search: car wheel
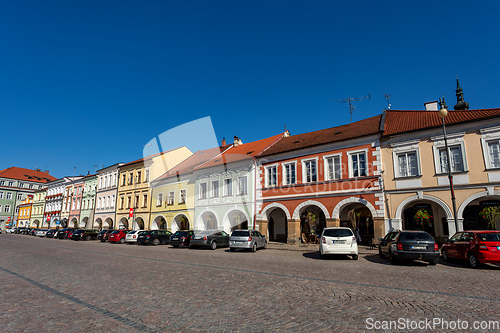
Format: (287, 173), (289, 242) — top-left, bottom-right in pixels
(210, 241), (217, 250)
(441, 249), (449, 262)
(100, 239), (106, 242)
(427, 259), (438, 266)
(469, 253), (481, 268)
(85, 236), (91, 241)
(251, 243), (257, 252)
(352, 254), (359, 260)
(389, 250), (399, 265)
(263, 241), (267, 249)
(152, 238), (160, 246)
(230, 248), (236, 252)
(172, 245), (179, 248)
(119, 238), (125, 244)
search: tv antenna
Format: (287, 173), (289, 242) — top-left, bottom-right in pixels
(384, 93), (391, 110)
(331, 94), (370, 123)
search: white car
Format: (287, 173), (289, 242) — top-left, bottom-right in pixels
(6, 228), (15, 233)
(125, 230), (145, 244)
(319, 227), (358, 260)
(35, 229), (48, 237)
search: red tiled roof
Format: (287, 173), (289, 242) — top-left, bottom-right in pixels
(153, 145), (232, 182)
(195, 133), (286, 170)
(258, 115), (382, 157)
(0, 167), (57, 183)
(383, 108), (500, 136)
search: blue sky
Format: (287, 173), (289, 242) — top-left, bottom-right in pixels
(1, 1), (499, 178)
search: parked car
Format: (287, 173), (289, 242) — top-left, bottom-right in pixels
(379, 230), (440, 265)
(108, 229), (131, 244)
(71, 229), (100, 241)
(229, 229), (267, 252)
(6, 228), (15, 233)
(46, 229), (58, 238)
(441, 230), (500, 268)
(169, 230), (194, 248)
(56, 228), (79, 239)
(125, 230), (145, 244)
(319, 227), (358, 260)
(190, 230), (230, 250)
(98, 229), (114, 242)
(14, 227), (23, 234)
(137, 230), (172, 245)
(35, 229), (48, 237)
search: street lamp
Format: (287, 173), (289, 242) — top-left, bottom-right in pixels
(438, 101), (460, 234)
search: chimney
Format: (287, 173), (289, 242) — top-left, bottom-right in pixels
(233, 136), (243, 146)
(424, 101), (439, 111)
(221, 137), (226, 147)
(44, 170), (49, 174)
(35, 168), (41, 172)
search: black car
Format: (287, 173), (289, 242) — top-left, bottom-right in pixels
(56, 228), (79, 239)
(98, 229), (114, 242)
(169, 230), (194, 248)
(71, 229), (99, 241)
(46, 229), (58, 238)
(137, 230), (172, 245)
(379, 230), (440, 265)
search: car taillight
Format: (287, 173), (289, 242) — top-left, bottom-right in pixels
(352, 236), (356, 243)
(322, 237), (326, 244)
(397, 242), (403, 250)
(434, 243), (439, 251)
(478, 244), (489, 251)
(248, 237), (252, 241)
(133, 235), (136, 239)
(181, 237), (186, 240)
(203, 236), (207, 241)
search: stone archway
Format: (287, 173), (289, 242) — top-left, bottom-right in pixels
(338, 202), (373, 245)
(266, 207), (288, 243)
(71, 217), (78, 228)
(151, 215), (166, 230)
(223, 209), (250, 234)
(80, 217), (89, 229)
(134, 217), (145, 230)
(118, 217), (128, 229)
(33, 219), (40, 228)
(458, 191), (500, 231)
(105, 217), (114, 229)
(198, 211), (218, 231)
(296, 204), (327, 243)
(172, 214), (189, 233)
(95, 218), (103, 230)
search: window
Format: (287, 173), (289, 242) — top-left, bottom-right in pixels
(211, 180), (219, 197)
(168, 192), (174, 205)
(179, 190), (186, 204)
(29, 184), (33, 189)
(0, 205), (2, 212)
(157, 193), (163, 206)
(76, 200), (80, 210)
(397, 152), (418, 177)
(238, 176), (247, 195)
(127, 197), (131, 208)
(324, 155), (341, 180)
(111, 195), (115, 208)
(438, 146), (465, 173)
(0, 181), (4, 185)
(283, 162), (296, 185)
(199, 183), (207, 199)
(302, 159), (317, 183)
(143, 194), (147, 207)
(120, 197), (124, 209)
(97, 198), (101, 209)
(224, 178), (233, 196)
(0, 192), (3, 199)
(19, 183), (24, 188)
(137, 171), (141, 183)
(486, 140), (500, 169)
(129, 173), (134, 185)
(348, 151), (367, 177)
(17, 193), (22, 200)
(135, 195), (139, 208)
(122, 175), (126, 186)
(266, 165), (277, 187)
(145, 170), (149, 182)
(8, 181), (13, 186)
(106, 196), (110, 208)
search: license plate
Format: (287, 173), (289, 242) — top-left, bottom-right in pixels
(411, 246), (426, 250)
(172, 238), (178, 241)
(332, 240), (345, 244)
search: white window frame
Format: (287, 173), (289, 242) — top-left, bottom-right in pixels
(6, 192), (12, 200)
(281, 161), (297, 185)
(480, 126), (500, 170)
(211, 180), (219, 198)
(4, 204), (10, 213)
(199, 183), (207, 199)
(391, 140), (421, 178)
(347, 149), (368, 178)
(431, 132), (467, 174)
(179, 189), (186, 204)
(157, 193), (163, 206)
(17, 193), (22, 200)
(301, 157), (318, 183)
(0, 192), (3, 199)
(168, 191), (175, 205)
(323, 153), (342, 181)
(224, 178), (233, 196)
(265, 164), (278, 187)
(238, 176), (248, 195)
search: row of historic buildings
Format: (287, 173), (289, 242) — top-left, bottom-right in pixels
(3, 85), (500, 244)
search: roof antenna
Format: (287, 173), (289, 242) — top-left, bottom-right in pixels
(94, 165), (98, 173)
(384, 93), (391, 110)
(331, 94), (370, 123)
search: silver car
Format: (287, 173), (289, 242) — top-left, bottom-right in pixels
(190, 230), (230, 250)
(229, 229), (267, 252)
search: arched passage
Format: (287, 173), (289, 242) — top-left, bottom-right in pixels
(105, 218), (114, 229)
(95, 218), (103, 230)
(151, 215), (166, 230)
(198, 211), (218, 231)
(118, 217), (128, 229)
(172, 214), (190, 233)
(223, 209), (250, 233)
(458, 191), (500, 231)
(70, 217), (78, 228)
(134, 217), (145, 230)
(80, 217), (89, 229)
(295, 203), (326, 244)
(266, 207), (288, 243)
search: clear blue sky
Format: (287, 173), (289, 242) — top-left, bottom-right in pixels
(1, 0), (499, 178)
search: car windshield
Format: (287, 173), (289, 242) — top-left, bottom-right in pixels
(111, 230), (120, 234)
(400, 232), (434, 242)
(478, 233), (500, 242)
(231, 230), (250, 237)
(195, 230), (217, 237)
(172, 231), (188, 237)
(323, 229), (353, 237)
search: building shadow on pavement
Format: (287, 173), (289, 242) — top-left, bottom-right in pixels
(302, 252), (356, 261)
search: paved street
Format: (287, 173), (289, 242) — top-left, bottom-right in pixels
(0, 234), (499, 332)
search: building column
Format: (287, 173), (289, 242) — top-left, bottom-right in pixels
(325, 218), (340, 228)
(287, 218), (301, 244)
(255, 219), (268, 239)
(373, 217), (385, 242)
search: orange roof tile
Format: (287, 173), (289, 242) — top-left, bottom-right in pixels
(0, 167), (57, 183)
(195, 133), (285, 170)
(258, 115), (382, 157)
(383, 108), (500, 136)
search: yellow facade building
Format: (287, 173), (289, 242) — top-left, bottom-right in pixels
(17, 195), (33, 228)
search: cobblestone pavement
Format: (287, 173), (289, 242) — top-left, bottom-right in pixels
(0, 234), (499, 332)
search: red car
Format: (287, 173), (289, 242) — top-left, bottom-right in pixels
(108, 230), (131, 244)
(441, 230), (500, 268)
